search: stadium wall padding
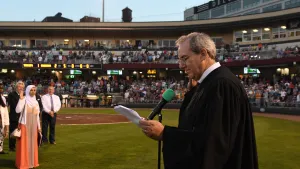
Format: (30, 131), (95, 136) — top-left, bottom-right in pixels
(119, 103), (300, 115)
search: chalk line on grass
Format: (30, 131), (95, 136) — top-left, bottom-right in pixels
(60, 122), (131, 126)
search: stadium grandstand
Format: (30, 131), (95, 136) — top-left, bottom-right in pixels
(184, 0), (300, 20)
(0, 6), (300, 110)
(1, 1), (300, 169)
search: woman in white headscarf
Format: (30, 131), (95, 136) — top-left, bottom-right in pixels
(15, 85), (41, 169)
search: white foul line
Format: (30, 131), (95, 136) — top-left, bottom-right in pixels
(59, 122), (131, 126)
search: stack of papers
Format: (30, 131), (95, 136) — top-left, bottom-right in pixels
(114, 105), (143, 127)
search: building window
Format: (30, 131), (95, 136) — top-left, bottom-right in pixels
(234, 31), (243, 42)
(211, 37), (223, 47)
(52, 40), (70, 48)
(118, 40), (132, 48)
(252, 29), (262, 41)
(262, 28), (271, 40)
(9, 40), (27, 48)
(0, 40), (4, 47)
(272, 27), (279, 39)
(158, 40), (176, 48)
(234, 26), (297, 42)
(243, 0), (260, 9)
(158, 40), (162, 47)
(243, 9), (260, 15)
(89, 40), (111, 48)
(226, 0), (241, 14)
(296, 30), (300, 36)
(163, 40), (169, 47)
(35, 40), (48, 47)
(211, 6), (225, 18)
(263, 0), (273, 3)
(272, 26), (287, 39)
(288, 30), (295, 37)
(263, 3), (282, 13)
(198, 10), (210, 20)
(95, 40), (112, 48)
(170, 40), (176, 47)
(185, 16), (194, 21)
(279, 27), (287, 38)
(285, 0), (300, 9)
(243, 30), (252, 42)
(141, 40), (149, 47)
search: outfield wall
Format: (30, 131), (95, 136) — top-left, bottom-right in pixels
(120, 103), (300, 115)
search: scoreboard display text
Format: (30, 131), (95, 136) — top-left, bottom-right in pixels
(22, 64), (102, 69)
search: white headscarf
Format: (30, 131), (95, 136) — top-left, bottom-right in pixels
(25, 85), (38, 108)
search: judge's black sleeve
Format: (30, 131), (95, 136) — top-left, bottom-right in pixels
(162, 78), (258, 169)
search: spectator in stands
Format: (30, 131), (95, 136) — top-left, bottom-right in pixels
(297, 92), (300, 108)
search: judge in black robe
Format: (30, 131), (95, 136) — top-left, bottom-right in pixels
(139, 32), (259, 169)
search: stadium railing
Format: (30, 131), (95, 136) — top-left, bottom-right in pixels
(61, 97), (300, 110)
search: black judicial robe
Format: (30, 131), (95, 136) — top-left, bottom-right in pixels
(178, 85), (197, 127)
(162, 66), (259, 169)
(8, 91), (20, 122)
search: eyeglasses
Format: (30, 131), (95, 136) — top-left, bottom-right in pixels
(177, 57), (189, 65)
(178, 49), (209, 66)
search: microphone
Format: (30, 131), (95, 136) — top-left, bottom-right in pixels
(147, 89), (175, 120)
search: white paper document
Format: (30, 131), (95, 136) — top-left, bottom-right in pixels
(114, 105), (142, 127)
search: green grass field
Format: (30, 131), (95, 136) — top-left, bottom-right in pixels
(1, 108), (300, 169)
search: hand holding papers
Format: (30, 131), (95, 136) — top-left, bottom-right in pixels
(114, 105), (142, 127)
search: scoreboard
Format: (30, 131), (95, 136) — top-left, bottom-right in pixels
(22, 63), (102, 69)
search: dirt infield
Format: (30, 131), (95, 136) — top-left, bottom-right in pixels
(56, 112), (300, 125)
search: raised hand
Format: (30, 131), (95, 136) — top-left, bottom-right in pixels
(19, 90), (24, 99)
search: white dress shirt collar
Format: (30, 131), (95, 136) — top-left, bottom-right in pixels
(198, 62), (221, 84)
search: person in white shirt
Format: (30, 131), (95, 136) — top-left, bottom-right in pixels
(297, 92), (300, 108)
(38, 56), (43, 63)
(0, 83), (9, 154)
(41, 86), (61, 144)
(280, 90), (287, 102)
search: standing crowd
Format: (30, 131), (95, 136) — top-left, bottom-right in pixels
(0, 81), (61, 169)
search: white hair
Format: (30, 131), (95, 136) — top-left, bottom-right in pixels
(15, 81), (24, 89)
(176, 32), (216, 59)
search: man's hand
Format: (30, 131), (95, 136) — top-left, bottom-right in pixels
(139, 118), (164, 141)
(49, 111), (54, 117)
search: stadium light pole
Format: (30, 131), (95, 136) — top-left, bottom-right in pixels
(102, 0), (105, 22)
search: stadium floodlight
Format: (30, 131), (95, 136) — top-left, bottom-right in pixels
(102, 0), (105, 22)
